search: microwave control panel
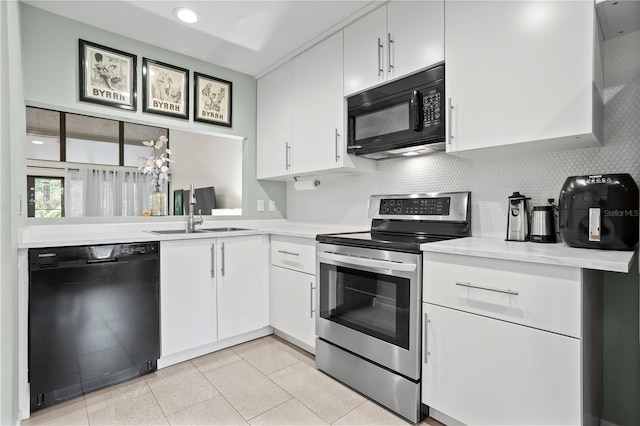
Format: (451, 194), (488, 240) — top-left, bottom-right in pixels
(423, 89), (442, 129)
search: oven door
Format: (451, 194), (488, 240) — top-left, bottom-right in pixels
(316, 243), (422, 380)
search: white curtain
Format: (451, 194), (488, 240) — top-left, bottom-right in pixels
(65, 168), (166, 217)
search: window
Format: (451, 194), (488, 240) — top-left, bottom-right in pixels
(65, 113), (120, 165)
(26, 108), (61, 161)
(27, 176), (64, 218)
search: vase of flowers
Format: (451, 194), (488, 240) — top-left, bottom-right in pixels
(137, 135), (172, 216)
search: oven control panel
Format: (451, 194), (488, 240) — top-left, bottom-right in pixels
(369, 192), (470, 222)
(379, 197), (450, 216)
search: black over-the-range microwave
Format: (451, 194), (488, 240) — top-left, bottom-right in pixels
(347, 64), (445, 159)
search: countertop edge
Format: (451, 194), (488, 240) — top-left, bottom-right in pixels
(421, 237), (636, 273)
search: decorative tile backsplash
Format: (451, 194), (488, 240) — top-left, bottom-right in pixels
(287, 32), (640, 238)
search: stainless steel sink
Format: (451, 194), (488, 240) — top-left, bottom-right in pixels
(147, 227), (251, 235)
(199, 227), (251, 232)
(147, 229), (210, 235)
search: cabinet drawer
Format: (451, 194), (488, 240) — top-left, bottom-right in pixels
(423, 252), (582, 337)
(270, 236), (316, 274)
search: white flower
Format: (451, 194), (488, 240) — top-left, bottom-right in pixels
(135, 136), (172, 187)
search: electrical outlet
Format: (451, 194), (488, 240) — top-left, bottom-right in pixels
(268, 200), (275, 211)
(257, 199), (265, 212)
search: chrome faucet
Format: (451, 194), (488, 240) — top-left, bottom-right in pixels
(187, 182), (203, 233)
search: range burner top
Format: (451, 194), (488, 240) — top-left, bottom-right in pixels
(316, 192), (471, 253)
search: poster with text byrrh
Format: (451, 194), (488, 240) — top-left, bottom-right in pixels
(80, 40), (136, 111)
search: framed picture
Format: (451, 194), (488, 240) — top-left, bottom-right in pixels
(79, 40), (137, 111)
(194, 72), (232, 127)
(142, 58), (189, 119)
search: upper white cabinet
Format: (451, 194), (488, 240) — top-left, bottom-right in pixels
(257, 32), (374, 181)
(344, 1), (444, 96)
(292, 32), (345, 175)
(257, 62), (292, 179)
(445, 0), (604, 158)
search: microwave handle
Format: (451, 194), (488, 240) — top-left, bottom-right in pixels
(411, 90), (422, 131)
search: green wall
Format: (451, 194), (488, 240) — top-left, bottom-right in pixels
(19, 3), (286, 223)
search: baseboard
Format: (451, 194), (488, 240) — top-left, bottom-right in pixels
(272, 329), (315, 355)
(158, 326), (273, 368)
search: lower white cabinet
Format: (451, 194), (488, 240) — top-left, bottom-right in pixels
(422, 252), (602, 426)
(270, 265), (316, 350)
(422, 303), (581, 425)
(161, 238), (218, 357)
(269, 235), (317, 353)
(160, 235), (268, 360)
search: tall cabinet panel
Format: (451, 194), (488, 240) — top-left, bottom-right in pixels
(445, 0), (603, 157)
(257, 62), (293, 179)
(292, 32), (344, 175)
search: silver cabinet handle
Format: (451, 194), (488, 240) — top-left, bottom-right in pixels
(455, 282), (519, 296)
(447, 98), (454, 145)
(277, 250), (299, 256)
(221, 242), (225, 277)
(210, 244), (215, 278)
(424, 312), (430, 364)
(285, 142), (291, 170)
(387, 33), (394, 74)
(309, 282), (315, 318)
(377, 37), (383, 77)
(335, 128), (341, 162)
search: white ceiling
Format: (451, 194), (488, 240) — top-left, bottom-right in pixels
(21, 0), (383, 77)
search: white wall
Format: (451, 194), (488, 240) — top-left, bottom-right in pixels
(286, 33), (640, 238)
(1, 1), (26, 424)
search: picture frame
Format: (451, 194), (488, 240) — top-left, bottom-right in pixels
(79, 39), (137, 111)
(142, 58), (189, 120)
(194, 72), (232, 127)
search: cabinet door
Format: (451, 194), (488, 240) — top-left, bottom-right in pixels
(217, 236), (268, 340)
(270, 265), (316, 349)
(445, 1), (596, 153)
(386, 0), (444, 80)
(344, 5), (387, 95)
(257, 62), (293, 179)
(293, 32), (344, 175)
(422, 303), (581, 425)
(160, 239), (217, 357)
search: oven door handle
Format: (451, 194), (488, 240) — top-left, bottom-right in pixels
(318, 252), (417, 272)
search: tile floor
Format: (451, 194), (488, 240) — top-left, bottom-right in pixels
(23, 335), (443, 426)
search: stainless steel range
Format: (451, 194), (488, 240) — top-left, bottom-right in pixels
(315, 192), (471, 423)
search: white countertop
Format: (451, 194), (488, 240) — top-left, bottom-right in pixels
(421, 237), (637, 273)
(17, 220), (360, 248)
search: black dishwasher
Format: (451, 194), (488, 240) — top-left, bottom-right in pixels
(28, 242), (160, 411)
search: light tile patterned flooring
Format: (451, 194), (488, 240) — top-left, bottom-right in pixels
(23, 335), (442, 426)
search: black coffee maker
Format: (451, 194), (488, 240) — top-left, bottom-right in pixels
(558, 173), (639, 250)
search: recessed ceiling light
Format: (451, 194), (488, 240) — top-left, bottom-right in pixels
(173, 7), (200, 24)
(32, 140), (44, 145)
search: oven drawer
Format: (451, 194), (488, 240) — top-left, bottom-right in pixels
(423, 252), (582, 338)
(270, 235), (316, 275)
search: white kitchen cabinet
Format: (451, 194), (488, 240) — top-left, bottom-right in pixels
(257, 33), (374, 181)
(292, 31), (345, 175)
(422, 252), (603, 426)
(257, 61), (292, 179)
(216, 235), (269, 340)
(269, 235), (317, 353)
(160, 235), (268, 360)
(423, 303), (582, 425)
(445, 0), (604, 158)
(160, 238), (218, 358)
(270, 266), (316, 350)
(343, 1), (444, 96)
